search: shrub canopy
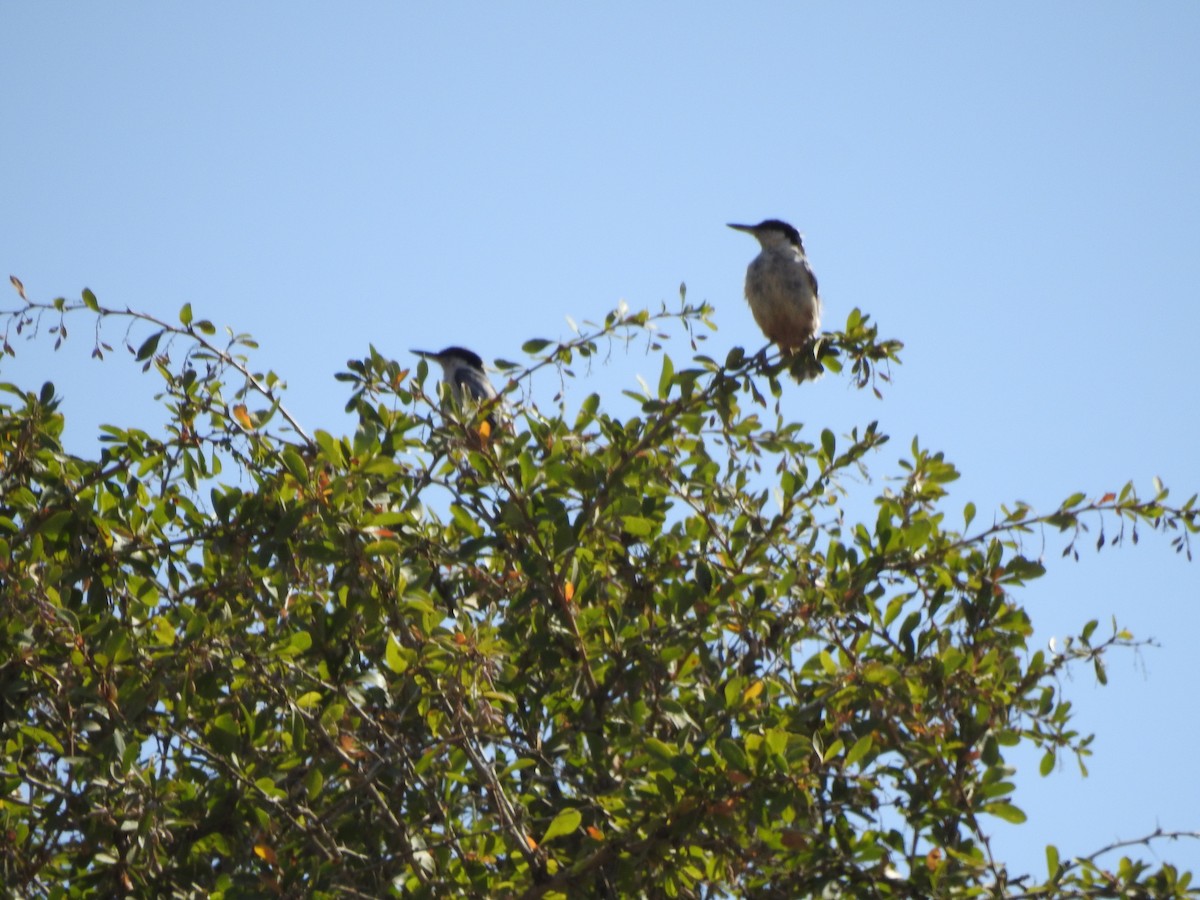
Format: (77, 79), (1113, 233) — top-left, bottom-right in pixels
(1, 282), (1197, 897)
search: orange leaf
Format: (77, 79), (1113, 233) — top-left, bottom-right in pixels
(708, 797), (736, 817)
(586, 826), (604, 841)
(232, 404), (254, 430)
(254, 844), (278, 865)
(1099, 492), (1116, 504)
(525, 834), (538, 851)
(564, 582), (575, 603)
(780, 829), (808, 851)
(925, 847), (943, 870)
(478, 420), (492, 441)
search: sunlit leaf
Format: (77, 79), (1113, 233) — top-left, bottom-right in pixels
(542, 808), (581, 843)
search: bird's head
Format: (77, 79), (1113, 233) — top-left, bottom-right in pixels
(728, 219), (804, 252)
(411, 346), (486, 371)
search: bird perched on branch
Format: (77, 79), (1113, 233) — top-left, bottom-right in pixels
(728, 219), (822, 352)
(411, 346), (501, 428)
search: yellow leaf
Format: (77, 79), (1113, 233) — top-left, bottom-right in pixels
(233, 404), (254, 430)
(742, 680), (764, 702)
(478, 419), (492, 441)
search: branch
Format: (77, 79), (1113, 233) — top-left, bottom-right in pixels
(3, 286), (314, 446)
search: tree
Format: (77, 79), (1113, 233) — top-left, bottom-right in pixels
(1, 277), (1197, 898)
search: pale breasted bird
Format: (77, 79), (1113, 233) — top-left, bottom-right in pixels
(727, 219), (822, 352)
(411, 346), (501, 426)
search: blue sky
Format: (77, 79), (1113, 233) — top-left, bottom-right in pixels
(4, 3), (1198, 880)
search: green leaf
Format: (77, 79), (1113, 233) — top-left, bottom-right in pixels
(821, 428), (836, 461)
(658, 354), (675, 398)
(818, 650), (837, 675)
(135, 330), (163, 361)
(765, 728), (788, 759)
(281, 448), (309, 483)
(255, 776), (286, 801)
(1046, 843), (1060, 877)
(152, 616), (177, 646)
(39, 510), (73, 539)
(984, 801), (1027, 824)
(305, 768), (324, 801)
(541, 807), (581, 843)
(845, 734), (874, 768)
(963, 501), (976, 529)
(179, 302), (193, 326)
(716, 738), (748, 771)
(82, 287), (99, 311)
(644, 738), (677, 764)
(522, 338), (553, 355)
(363, 539), (401, 557)
(1039, 750), (1055, 776)
(621, 516), (654, 537)
(286, 631), (311, 653)
(385, 634), (409, 674)
(19, 725), (64, 754)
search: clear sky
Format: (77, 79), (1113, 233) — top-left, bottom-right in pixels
(4, 3), (1198, 880)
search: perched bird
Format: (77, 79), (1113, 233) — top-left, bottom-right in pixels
(411, 346), (500, 425)
(728, 219), (822, 352)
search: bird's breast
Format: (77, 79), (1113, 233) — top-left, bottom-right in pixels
(744, 255), (821, 350)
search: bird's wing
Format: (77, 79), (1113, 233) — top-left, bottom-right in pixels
(805, 262), (819, 298)
(456, 368), (498, 403)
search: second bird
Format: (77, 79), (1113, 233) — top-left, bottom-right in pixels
(728, 219), (822, 352)
(411, 346), (498, 413)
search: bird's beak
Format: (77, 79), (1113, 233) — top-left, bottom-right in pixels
(410, 349), (435, 359)
(727, 223), (755, 233)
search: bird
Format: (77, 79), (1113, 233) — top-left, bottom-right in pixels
(411, 346), (502, 426)
(727, 219), (822, 352)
